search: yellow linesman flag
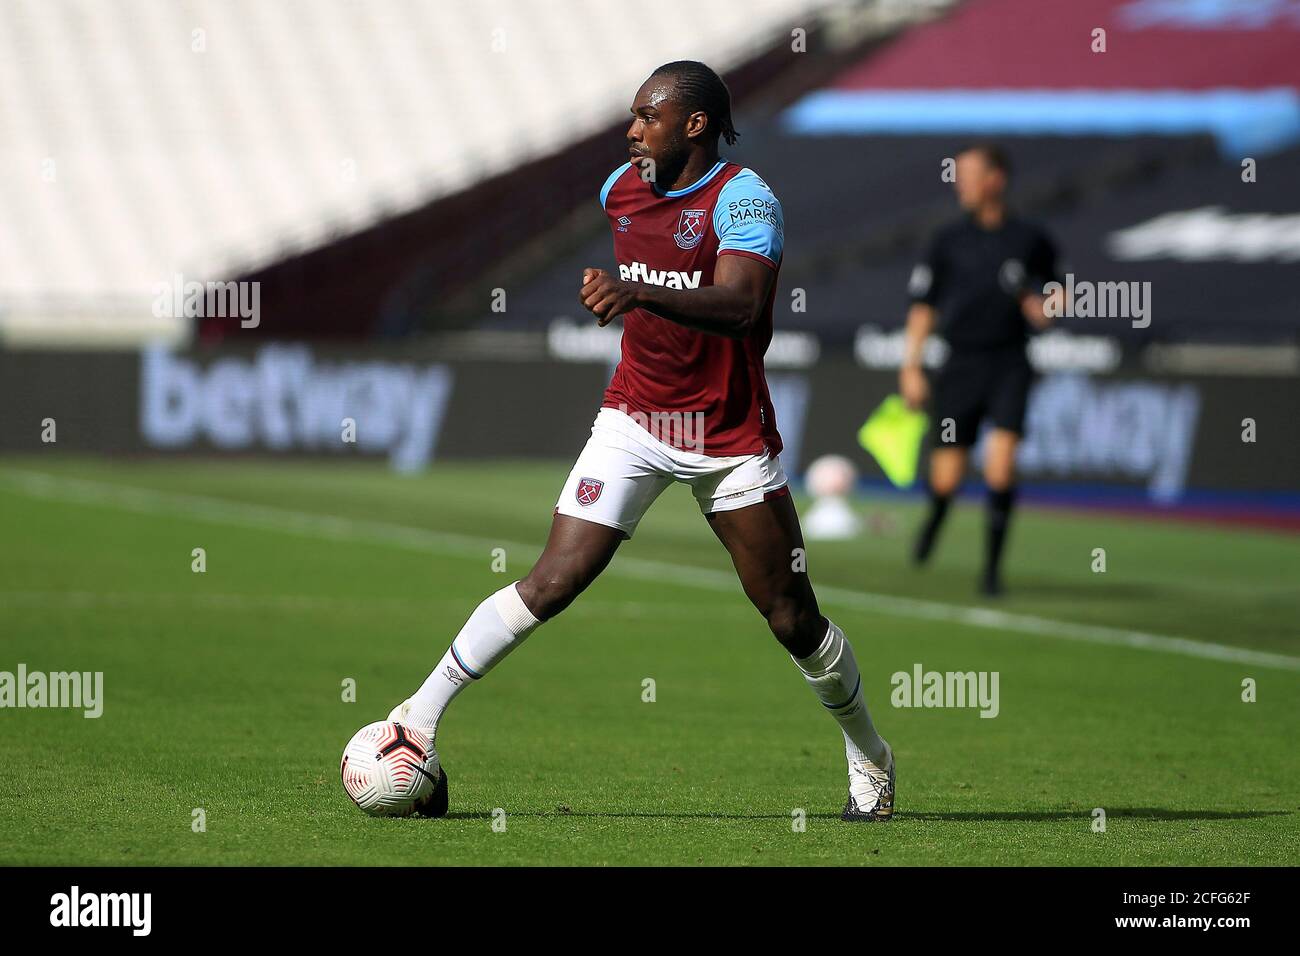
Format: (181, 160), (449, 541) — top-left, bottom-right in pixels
(857, 394), (928, 488)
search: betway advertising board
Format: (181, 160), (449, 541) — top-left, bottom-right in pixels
(0, 345), (1295, 505)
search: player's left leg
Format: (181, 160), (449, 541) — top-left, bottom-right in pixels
(981, 429), (1019, 596)
(705, 490), (894, 821)
(981, 355), (1033, 595)
(915, 355), (982, 565)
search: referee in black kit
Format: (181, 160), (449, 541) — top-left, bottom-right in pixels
(899, 143), (1064, 596)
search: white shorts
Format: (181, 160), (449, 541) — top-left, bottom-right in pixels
(554, 407), (788, 537)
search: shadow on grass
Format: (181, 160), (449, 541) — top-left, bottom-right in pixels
(438, 807), (1293, 823)
(440, 811), (844, 821)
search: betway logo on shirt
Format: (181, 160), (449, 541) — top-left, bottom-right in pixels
(619, 261), (702, 289)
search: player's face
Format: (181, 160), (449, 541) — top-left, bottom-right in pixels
(627, 78), (692, 181)
(954, 151), (1005, 210)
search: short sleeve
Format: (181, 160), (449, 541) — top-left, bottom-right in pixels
(713, 169), (784, 266)
(908, 232), (945, 305)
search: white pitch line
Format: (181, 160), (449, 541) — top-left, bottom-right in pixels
(3, 468), (1298, 673)
(0, 589), (436, 615)
(0, 589), (742, 622)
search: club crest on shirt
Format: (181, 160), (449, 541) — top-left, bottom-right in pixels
(575, 477), (604, 506)
(673, 208), (708, 250)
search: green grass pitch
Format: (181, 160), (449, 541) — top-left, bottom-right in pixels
(1, 455), (1296, 866)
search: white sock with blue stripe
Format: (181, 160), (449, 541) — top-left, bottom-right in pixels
(793, 620), (888, 767)
(404, 583), (541, 734)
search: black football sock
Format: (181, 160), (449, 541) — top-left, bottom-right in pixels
(913, 489), (952, 565)
(982, 486), (1017, 595)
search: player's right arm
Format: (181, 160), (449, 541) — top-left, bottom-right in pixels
(900, 303), (935, 410)
(900, 234), (944, 410)
(579, 254), (774, 339)
(579, 167), (782, 339)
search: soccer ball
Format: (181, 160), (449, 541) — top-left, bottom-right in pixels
(806, 454), (858, 498)
(340, 721), (442, 817)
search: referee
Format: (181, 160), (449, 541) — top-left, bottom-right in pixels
(899, 143), (1063, 596)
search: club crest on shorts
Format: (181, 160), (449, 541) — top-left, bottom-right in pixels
(673, 208), (707, 250)
(575, 477), (604, 506)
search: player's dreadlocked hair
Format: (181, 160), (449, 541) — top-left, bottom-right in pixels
(651, 60), (740, 146)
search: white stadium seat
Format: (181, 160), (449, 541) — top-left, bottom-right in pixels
(0, 0), (837, 346)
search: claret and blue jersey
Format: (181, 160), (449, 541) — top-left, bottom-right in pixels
(598, 159), (786, 458)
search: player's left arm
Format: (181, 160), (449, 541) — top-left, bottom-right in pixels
(1019, 229), (1065, 330)
(579, 170), (783, 339)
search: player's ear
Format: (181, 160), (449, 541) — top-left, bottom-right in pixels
(685, 110), (709, 141)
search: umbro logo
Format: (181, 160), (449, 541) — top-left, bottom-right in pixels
(617, 215), (631, 233)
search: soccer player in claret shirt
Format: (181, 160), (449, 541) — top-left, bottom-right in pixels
(389, 61), (894, 822)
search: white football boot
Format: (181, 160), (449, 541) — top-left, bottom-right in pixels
(384, 699), (448, 817)
(842, 741), (895, 822)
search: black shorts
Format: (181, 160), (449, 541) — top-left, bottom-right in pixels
(931, 348), (1034, 448)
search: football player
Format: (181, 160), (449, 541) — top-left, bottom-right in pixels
(391, 62), (893, 821)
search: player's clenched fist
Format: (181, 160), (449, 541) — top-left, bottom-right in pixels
(580, 268), (637, 326)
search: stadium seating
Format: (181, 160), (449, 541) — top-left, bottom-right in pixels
(0, 0), (846, 345)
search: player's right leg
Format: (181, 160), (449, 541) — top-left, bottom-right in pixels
(386, 514), (621, 818)
(390, 408), (670, 738)
(390, 514), (624, 731)
(914, 445), (967, 564)
(913, 358), (978, 565)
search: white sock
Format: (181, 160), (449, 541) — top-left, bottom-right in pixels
(792, 620), (889, 767)
(405, 582), (541, 733)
